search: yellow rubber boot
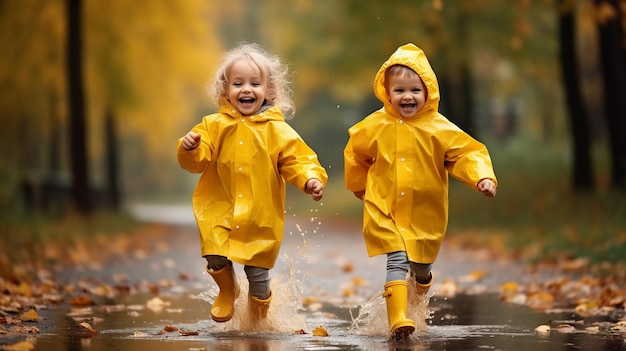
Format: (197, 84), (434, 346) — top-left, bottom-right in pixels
(207, 264), (240, 322)
(382, 280), (415, 340)
(249, 291), (272, 319)
(415, 273), (433, 296)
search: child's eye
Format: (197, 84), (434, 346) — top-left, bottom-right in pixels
(233, 82), (242, 87)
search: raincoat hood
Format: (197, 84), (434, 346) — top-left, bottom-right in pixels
(373, 43), (440, 118)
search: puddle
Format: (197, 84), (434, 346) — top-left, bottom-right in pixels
(32, 288), (626, 351)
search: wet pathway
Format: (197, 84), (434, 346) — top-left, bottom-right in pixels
(27, 205), (626, 350)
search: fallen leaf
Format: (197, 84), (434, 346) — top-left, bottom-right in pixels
(19, 309), (39, 322)
(68, 296), (95, 306)
(534, 325), (550, 333)
(146, 297), (170, 312)
(162, 325), (179, 333)
(79, 322), (97, 334)
(179, 330), (199, 336)
(294, 329), (307, 334)
(554, 324), (576, 333)
(526, 292), (554, 310)
(499, 281), (519, 293)
(342, 262), (354, 273)
(1, 341), (35, 350)
(312, 325), (329, 337)
(351, 277), (368, 287)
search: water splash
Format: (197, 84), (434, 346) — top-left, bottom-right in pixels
(350, 279), (433, 338)
(195, 269), (306, 333)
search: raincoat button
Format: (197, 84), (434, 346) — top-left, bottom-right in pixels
(238, 167), (243, 172)
(239, 141), (243, 145)
(400, 228), (405, 232)
(400, 157), (405, 162)
(238, 194), (243, 198)
(232, 110), (236, 114)
(399, 120), (404, 124)
(400, 192), (405, 196)
(235, 225), (240, 229)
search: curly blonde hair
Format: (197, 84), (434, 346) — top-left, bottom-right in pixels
(209, 43), (295, 119)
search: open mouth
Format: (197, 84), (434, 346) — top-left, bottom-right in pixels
(239, 97), (256, 108)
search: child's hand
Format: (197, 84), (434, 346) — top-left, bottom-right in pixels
(305, 178), (324, 201)
(477, 178), (496, 197)
(182, 132), (201, 151)
(353, 190), (365, 200)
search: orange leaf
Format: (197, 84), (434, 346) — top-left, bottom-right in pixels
(68, 296), (96, 306)
(19, 309), (39, 322)
(312, 325), (329, 337)
(1, 341), (35, 350)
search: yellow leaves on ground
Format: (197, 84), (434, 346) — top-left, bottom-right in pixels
(500, 270), (626, 317)
(156, 325), (199, 336)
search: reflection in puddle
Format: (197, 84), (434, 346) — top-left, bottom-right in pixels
(34, 289), (624, 351)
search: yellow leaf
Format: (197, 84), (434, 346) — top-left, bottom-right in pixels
(534, 324), (550, 333)
(1, 341), (35, 350)
(17, 282), (32, 297)
(499, 281), (518, 293)
(19, 309), (39, 322)
(312, 325), (329, 337)
(342, 289), (355, 297)
(350, 277), (368, 287)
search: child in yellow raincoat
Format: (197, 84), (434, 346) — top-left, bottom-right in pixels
(178, 43), (328, 323)
(344, 43), (497, 340)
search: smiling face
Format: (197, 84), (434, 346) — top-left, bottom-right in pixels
(227, 59), (267, 115)
(386, 66), (427, 118)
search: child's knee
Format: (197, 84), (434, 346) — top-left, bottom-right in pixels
(205, 255), (229, 271)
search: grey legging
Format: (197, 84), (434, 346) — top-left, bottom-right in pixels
(205, 255), (270, 299)
(386, 251), (432, 283)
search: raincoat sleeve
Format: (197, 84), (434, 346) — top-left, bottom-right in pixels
(441, 125), (497, 191)
(343, 131), (370, 193)
(177, 118), (216, 174)
(276, 125), (328, 191)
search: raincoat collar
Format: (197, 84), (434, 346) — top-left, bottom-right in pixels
(218, 100), (285, 122)
(373, 43), (440, 119)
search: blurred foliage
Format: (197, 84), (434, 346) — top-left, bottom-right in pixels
(1, 0), (622, 263)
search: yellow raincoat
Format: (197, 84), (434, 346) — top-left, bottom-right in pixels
(344, 43), (497, 264)
(178, 103), (328, 269)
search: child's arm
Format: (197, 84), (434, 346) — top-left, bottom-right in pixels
(305, 178), (324, 201)
(477, 178), (497, 197)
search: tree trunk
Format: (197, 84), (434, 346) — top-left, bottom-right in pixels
(558, 1), (594, 191)
(105, 108), (121, 211)
(594, 0), (626, 189)
(66, 0), (91, 213)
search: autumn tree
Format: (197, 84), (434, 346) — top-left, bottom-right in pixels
(593, 0), (626, 189)
(558, 0), (594, 191)
(66, 0), (91, 213)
